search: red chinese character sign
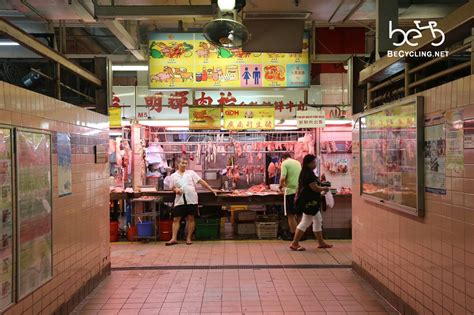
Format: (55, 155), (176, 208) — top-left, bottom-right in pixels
(223, 107), (275, 131)
(136, 87), (191, 119)
(113, 87), (320, 122)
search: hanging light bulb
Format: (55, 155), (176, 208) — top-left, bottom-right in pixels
(218, 0), (236, 12)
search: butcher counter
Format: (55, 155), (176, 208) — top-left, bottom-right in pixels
(110, 190), (284, 206)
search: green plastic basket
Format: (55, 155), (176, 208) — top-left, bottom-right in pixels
(195, 218), (220, 240)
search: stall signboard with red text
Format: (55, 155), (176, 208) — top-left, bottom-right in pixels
(194, 90), (305, 120)
(111, 86), (350, 123)
(223, 107), (275, 130)
(136, 87), (191, 119)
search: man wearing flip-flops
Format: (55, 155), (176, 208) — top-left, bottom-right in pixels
(166, 156), (217, 246)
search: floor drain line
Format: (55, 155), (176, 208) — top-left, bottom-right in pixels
(112, 264), (352, 271)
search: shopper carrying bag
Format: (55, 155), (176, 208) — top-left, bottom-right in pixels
(290, 154), (333, 251)
(323, 190), (335, 209)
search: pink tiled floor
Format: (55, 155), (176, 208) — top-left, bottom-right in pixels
(72, 240), (397, 314)
(72, 268), (395, 315)
(111, 240), (352, 268)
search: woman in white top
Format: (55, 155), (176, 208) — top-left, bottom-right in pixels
(166, 157), (216, 246)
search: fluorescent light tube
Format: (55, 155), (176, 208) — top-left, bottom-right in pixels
(139, 120), (190, 127)
(325, 119), (352, 125)
(0, 41), (20, 46)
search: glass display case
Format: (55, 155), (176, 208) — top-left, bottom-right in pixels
(359, 97), (424, 216)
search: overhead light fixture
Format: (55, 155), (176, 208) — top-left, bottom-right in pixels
(218, 0), (236, 11)
(112, 65), (148, 71)
(277, 119), (297, 126)
(0, 40), (20, 46)
(166, 127), (190, 131)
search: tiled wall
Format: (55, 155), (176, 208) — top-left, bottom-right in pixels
(321, 195), (352, 238)
(320, 73), (348, 105)
(352, 75), (474, 314)
(0, 81), (110, 314)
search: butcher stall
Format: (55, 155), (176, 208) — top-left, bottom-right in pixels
(109, 125), (353, 241)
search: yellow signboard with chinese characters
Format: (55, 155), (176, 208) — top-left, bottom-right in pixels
(149, 33), (310, 89)
(109, 107), (121, 128)
(189, 107), (222, 130)
(223, 107), (275, 130)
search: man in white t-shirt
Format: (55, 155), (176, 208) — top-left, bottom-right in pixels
(166, 157), (216, 246)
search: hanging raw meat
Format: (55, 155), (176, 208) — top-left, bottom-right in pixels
(306, 134), (315, 155)
(236, 142), (243, 157)
(295, 142), (304, 159)
(206, 144), (211, 163)
(196, 144), (202, 165)
(182, 144), (187, 155)
(268, 162), (276, 178)
(256, 143), (263, 160)
(344, 141), (352, 153)
(245, 166), (250, 185)
(232, 166), (241, 183)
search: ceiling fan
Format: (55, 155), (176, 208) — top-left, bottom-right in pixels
(203, 0), (249, 49)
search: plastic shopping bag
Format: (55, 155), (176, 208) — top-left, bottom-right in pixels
(325, 191), (335, 209)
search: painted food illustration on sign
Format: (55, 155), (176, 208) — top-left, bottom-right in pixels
(193, 109), (215, 121)
(195, 66), (239, 84)
(195, 41), (262, 59)
(196, 42), (215, 58)
(149, 41), (193, 59)
(150, 66), (194, 83)
(149, 33), (308, 88)
(264, 65), (286, 82)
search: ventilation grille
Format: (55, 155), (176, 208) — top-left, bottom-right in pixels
(243, 12), (311, 20)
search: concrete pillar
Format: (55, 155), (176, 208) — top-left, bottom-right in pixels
(376, 0), (398, 60)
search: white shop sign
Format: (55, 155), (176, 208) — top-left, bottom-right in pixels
(296, 109), (326, 128)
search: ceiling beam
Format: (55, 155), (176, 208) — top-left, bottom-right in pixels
(312, 54), (370, 63)
(342, 0), (365, 22)
(94, 4), (216, 19)
(65, 54), (138, 63)
(0, 17), (102, 86)
(69, 0), (96, 23)
(101, 19), (146, 61)
(328, 0), (345, 23)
